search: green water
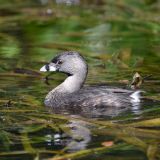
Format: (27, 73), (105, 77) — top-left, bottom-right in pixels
(0, 0), (160, 159)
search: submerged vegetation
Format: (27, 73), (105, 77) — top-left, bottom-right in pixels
(0, 0), (160, 159)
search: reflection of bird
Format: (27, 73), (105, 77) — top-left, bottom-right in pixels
(64, 120), (91, 151)
(55, 0), (80, 5)
(40, 51), (141, 117)
(45, 120), (91, 151)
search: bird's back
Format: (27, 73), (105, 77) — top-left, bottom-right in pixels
(52, 86), (137, 108)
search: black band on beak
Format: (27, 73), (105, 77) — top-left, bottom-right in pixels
(45, 63), (50, 71)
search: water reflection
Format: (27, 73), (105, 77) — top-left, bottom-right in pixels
(0, 0), (160, 159)
(40, 0), (80, 5)
(55, 0), (80, 5)
(44, 119), (91, 151)
(47, 101), (141, 119)
(66, 120), (91, 151)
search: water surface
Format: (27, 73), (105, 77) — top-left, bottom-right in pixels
(0, 0), (160, 159)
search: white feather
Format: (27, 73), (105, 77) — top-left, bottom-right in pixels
(49, 66), (57, 71)
(40, 65), (47, 72)
(130, 90), (142, 103)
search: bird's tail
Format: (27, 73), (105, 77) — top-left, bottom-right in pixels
(130, 90), (144, 103)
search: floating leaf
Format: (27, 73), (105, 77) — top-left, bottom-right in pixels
(131, 72), (143, 89)
(101, 141), (114, 147)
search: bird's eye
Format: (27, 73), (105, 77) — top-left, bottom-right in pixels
(57, 60), (62, 65)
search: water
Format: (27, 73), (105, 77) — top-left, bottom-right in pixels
(0, 0), (160, 159)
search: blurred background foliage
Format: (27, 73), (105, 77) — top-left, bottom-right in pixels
(0, 0), (160, 160)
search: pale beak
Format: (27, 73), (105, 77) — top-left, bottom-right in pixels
(40, 64), (57, 72)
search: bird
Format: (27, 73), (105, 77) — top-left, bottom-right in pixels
(40, 51), (142, 117)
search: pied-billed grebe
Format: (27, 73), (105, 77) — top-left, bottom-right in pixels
(40, 51), (141, 108)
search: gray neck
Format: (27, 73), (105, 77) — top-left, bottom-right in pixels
(59, 74), (86, 92)
(45, 72), (87, 107)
